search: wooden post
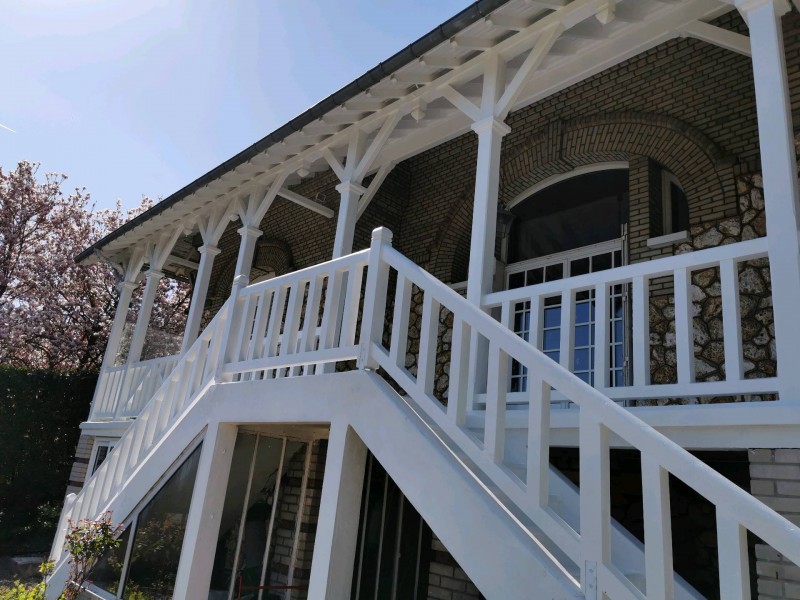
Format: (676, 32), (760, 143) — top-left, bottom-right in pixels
(332, 181), (366, 259)
(181, 244), (221, 353)
(738, 0), (800, 401)
(126, 268), (163, 364)
(306, 420), (368, 598)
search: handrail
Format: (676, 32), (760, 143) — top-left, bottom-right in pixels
(360, 228), (799, 599)
(50, 298), (233, 563)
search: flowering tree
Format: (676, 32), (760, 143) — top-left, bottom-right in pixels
(0, 161), (190, 371)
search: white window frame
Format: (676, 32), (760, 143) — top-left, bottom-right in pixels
(661, 169), (686, 235)
(85, 438), (118, 483)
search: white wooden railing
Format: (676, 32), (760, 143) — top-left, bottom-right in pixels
(51, 301), (231, 562)
(358, 228), (799, 599)
(58, 229), (799, 599)
(89, 354), (180, 420)
(484, 236), (776, 404)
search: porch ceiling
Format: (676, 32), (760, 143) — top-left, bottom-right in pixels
(80, 0), (738, 267)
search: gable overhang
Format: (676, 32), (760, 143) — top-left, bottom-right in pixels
(77, 0), (740, 266)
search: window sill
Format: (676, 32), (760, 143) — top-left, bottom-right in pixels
(647, 230), (689, 249)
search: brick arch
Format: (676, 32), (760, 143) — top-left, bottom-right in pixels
(210, 237), (294, 304)
(427, 112), (737, 285)
(500, 112), (736, 209)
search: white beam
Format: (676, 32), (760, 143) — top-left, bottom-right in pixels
(681, 20), (751, 56)
(496, 22), (564, 118)
(166, 255), (200, 271)
(357, 163), (396, 218)
(277, 188), (335, 218)
(306, 420), (367, 599)
(173, 423), (238, 600)
(737, 0), (800, 401)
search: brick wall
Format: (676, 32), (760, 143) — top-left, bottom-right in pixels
(749, 449), (800, 599)
(65, 434), (93, 495)
(426, 535), (483, 600)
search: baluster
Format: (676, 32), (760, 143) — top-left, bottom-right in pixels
(632, 276), (650, 388)
(447, 315), (471, 426)
(716, 511), (750, 600)
(317, 270), (345, 375)
(233, 293), (257, 368)
(579, 410), (610, 593)
(559, 289), (575, 373)
(484, 339), (508, 463)
(277, 281), (306, 378)
(265, 285), (289, 372)
(641, 454), (674, 600)
(720, 258), (744, 382)
(390, 274), (413, 370)
(526, 371), (550, 507)
(417, 292), (440, 396)
(674, 267), (695, 384)
(594, 283), (609, 390)
(249, 290), (274, 364)
(297, 275), (324, 375)
(341, 264), (365, 347)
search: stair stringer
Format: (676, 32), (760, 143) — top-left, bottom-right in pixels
(345, 371), (583, 600)
(45, 381), (219, 599)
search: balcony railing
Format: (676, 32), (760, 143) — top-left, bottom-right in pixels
(89, 354), (180, 421)
(484, 236), (776, 405)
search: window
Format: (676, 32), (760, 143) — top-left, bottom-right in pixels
(661, 170), (689, 234)
(88, 439), (117, 480)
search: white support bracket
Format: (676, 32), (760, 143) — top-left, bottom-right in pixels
(679, 20), (752, 56)
(277, 188), (335, 218)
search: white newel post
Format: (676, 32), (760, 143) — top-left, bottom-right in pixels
(739, 0), (800, 401)
(181, 244), (221, 353)
(102, 280), (138, 369)
(126, 268), (163, 364)
(359, 227), (393, 370)
(332, 181), (366, 259)
(466, 117), (510, 307)
(307, 420), (368, 599)
(172, 422), (238, 599)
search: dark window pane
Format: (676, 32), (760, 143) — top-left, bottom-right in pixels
(508, 169), (628, 262)
(545, 263), (563, 281)
(92, 527), (130, 596)
(543, 330), (560, 351)
(575, 325), (591, 347)
(575, 302), (592, 323)
(124, 445), (202, 599)
(544, 296), (561, 308)
(527, 268), (544, 285)
(508, 272), (525, 289)
(670, 183), (689, 232)
(545, 350), (560, 363)
(543, 307), (561, 329)
(571, 257), (590, 276)
(593, 253), (612, 272)
(574, 348), (591, 371)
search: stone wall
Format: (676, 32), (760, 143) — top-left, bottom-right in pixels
(643, 174), (776, 403)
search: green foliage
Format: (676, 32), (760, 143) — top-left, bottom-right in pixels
(62, 512), (123, 600)
(0, 561), (53, 600)
(0, 367), (96, 554)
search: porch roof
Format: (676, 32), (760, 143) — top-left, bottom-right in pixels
(77, 0), (739, 266)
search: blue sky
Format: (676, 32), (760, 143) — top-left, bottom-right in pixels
(1, 0), (470, 211)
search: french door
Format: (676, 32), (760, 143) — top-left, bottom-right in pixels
(505, 238), (630, 395)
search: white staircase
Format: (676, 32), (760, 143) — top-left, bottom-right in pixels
(49, 228), (800, 599)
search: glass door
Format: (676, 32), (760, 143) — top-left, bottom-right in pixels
(506, 238), (629, 394)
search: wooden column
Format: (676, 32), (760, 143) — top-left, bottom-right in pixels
(126, 268), (163, 364)
(739, 0), (800, 401)
(181, 244), (221, 353)
(332, 181), (366, 259)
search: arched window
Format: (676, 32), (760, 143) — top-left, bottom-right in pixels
(661, 170), (689, 235)
(507, 167), (629, 265)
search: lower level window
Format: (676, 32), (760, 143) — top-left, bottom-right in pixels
(91, 443), (203, 599)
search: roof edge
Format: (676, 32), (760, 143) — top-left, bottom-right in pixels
(76, 0), (512, 264)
